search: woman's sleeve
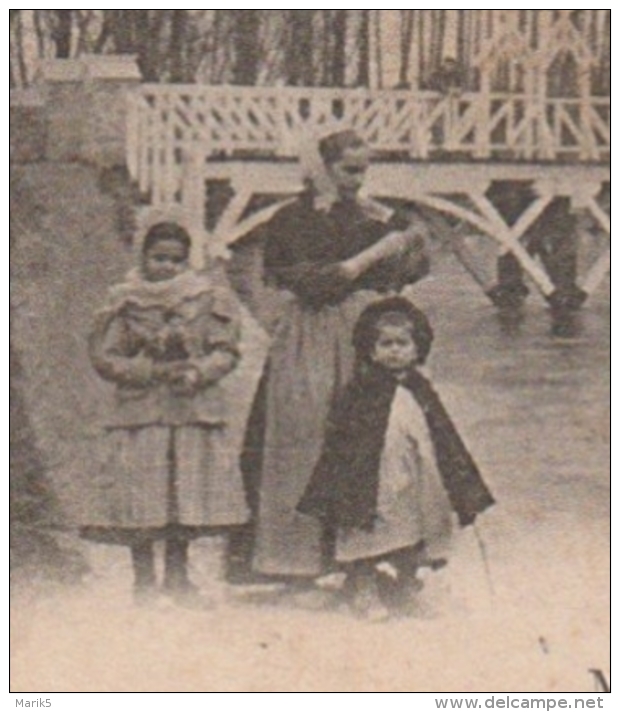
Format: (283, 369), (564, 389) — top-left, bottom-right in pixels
(390, 211), (431, 287)
(362, 212), (431, 292)
(263, 207), (352, 307)
(88, 310), (155, 388)
(190, 289), (242, 386)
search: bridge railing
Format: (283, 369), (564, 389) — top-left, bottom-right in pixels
(127, 85), (610, 204)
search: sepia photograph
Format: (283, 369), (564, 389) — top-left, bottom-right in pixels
(9, 9), (610, 695)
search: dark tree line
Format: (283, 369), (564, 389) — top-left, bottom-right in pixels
(10, 10), (427, 88)
(9, 10), (612, 92)
(10, 11), (611, 97)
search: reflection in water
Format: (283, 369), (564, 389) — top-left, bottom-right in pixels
(550, 309), (585, 340)
(495, 307), (527, 338)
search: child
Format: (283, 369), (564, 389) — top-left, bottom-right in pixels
(298, 297), (495, 621)
(83, 222), (248, 607)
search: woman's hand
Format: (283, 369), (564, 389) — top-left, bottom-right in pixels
(340, 225), (427, 281)
(378, 229), (422, 258)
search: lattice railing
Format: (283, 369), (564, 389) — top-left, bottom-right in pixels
(127, 86), (610, 204)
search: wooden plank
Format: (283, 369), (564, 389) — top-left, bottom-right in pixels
(581, 248), (610, 296)
(471, 193), (556, 295)
(129, 85), (609, 164)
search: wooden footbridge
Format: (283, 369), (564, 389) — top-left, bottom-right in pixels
(126, 15), (610, 303)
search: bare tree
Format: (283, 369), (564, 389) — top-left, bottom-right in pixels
(230, 10), (261, 85)
(8, 10), (613, 93)
(50, 10), (74, 58)
(331, 10), (347, 86)
(74, 10), (99, 55)
(399, 11), (415, 87)
(168, 10), (190, 83)
(33, 11), (48, 59)
(11, 11), (29, 87)
(373, 11), (384, 89)
(10, 10), (19, 88)
(287, 10), (315, 86)
(357, 11), (371, 87)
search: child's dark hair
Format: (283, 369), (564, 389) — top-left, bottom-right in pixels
(142, 222), (192, 259)
(353, 297), (434, 366)
(318, 130), (368, 166)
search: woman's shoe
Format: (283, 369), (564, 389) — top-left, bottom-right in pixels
(349, 573), (390, 623)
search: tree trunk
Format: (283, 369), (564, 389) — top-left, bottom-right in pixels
(320, 11), (333, 86)
(75, 10), (95, 55)
(331, 10), (347, 86)
(139, 11), (166, 82)
(94, 13), (112, 53)
(400, 11), (415, 87)
(231, 10), (261, 85)
(169, 10), (189, 83)
(108, 10), (134, 53)
(33, 10), (48, 58)
(52, 10), (73, 58)
(358, 11), (370, 87)
(10, 12), (19, 88)
(287, 10), (315, 86)
(14, 12), (29, 86)
(374, 11), (384, 89)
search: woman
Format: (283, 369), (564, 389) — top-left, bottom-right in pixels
(228, 130), (430, 584)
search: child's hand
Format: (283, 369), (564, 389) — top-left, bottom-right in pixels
(168, 364), (201, 397)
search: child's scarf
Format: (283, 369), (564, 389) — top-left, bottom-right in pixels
(100, 268), (212, 316)
(298, 365), (495, 531)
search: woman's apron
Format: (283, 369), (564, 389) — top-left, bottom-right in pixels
(254, 290), (379, 577)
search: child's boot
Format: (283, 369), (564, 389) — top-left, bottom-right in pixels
(130, 542), (158, 607)
(347, 562), (390, 623)
(378, 548), (426, 614)
(163, 538), (212, 609)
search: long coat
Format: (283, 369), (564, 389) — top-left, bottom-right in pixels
(83, 271), (249, 542)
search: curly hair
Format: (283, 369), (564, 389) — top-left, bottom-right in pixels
(352, 296), (434, 367)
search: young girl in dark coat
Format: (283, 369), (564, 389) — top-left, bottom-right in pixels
(83, 223), (248, 607)
(298, 297), (495, 621)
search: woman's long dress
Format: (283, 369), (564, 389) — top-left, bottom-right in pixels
(241, 193), (429, 577)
